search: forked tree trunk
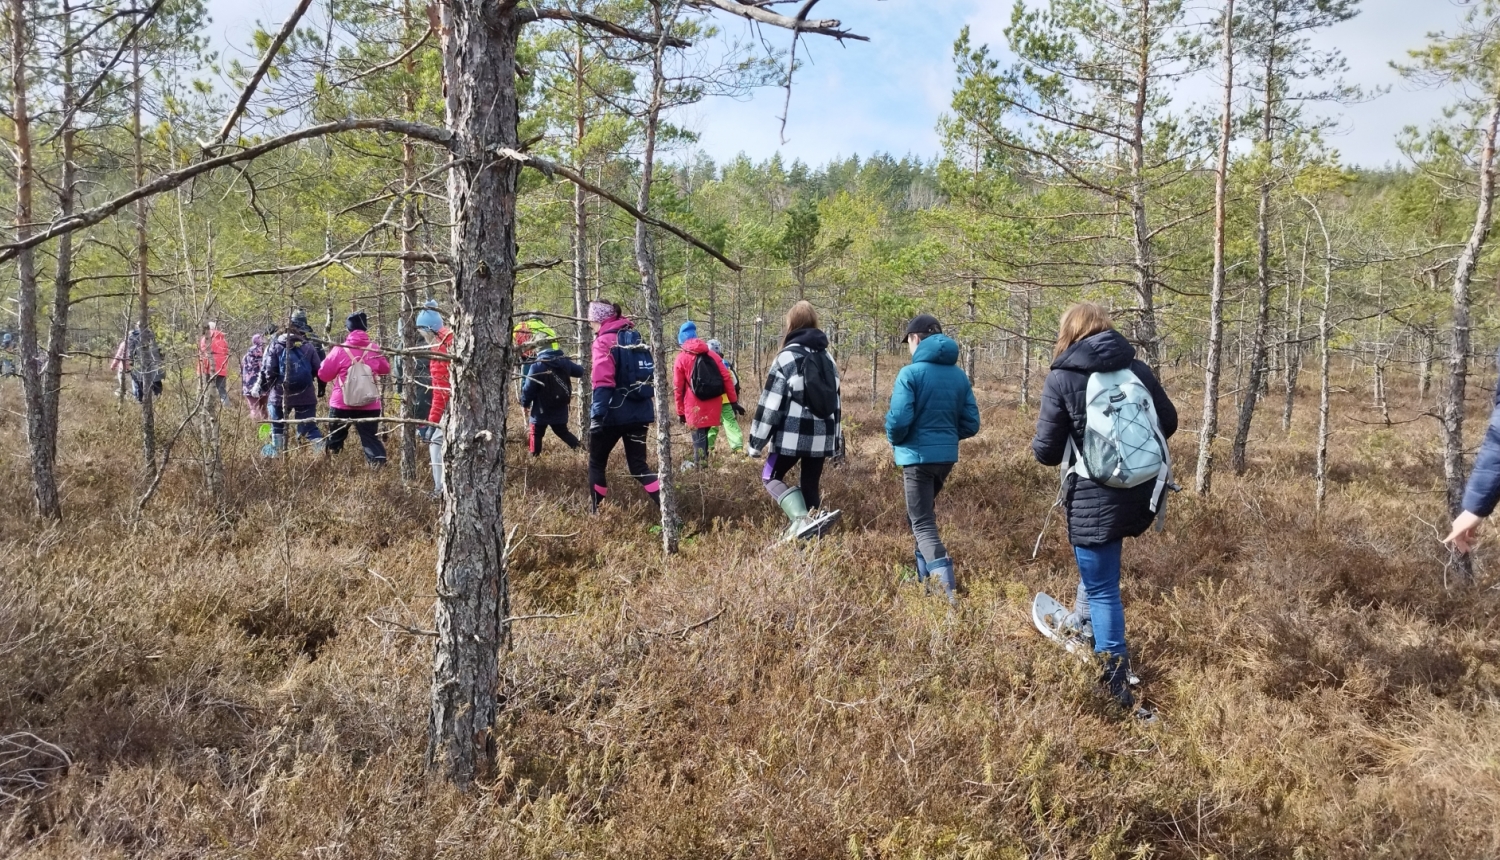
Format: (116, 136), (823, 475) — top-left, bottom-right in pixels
(1195, 0), (1234, 496)
(426, 3), (521, 787)
(1440, 92), (1500, 583)
(11, 0), (60, 520)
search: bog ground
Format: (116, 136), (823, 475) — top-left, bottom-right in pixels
(3, 367), (1500, 858)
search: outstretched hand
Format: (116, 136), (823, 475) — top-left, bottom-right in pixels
(1446, 510), (1484, 555)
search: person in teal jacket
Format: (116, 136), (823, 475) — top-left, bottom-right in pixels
(885, 314), (981, 605)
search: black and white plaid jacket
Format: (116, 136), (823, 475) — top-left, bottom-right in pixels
(749, 328), (841, 458)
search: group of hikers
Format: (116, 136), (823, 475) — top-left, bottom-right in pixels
(99, 295), (1195, 720)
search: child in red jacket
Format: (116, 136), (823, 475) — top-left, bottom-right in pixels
(672, 321), (739, 469)
(417, 305), (452, 496)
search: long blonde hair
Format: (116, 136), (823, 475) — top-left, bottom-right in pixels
(1054, 302), (1113, 358)
(783, 300), (819, 344)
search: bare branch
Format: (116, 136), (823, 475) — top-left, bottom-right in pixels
(500, 148), (742, 271)
(523, 7), (691, 48)
(688, 0), (867, 40)
(205, 0), (317, 152)
(0, 117), (453, 264)
(226, 250), (451, 279)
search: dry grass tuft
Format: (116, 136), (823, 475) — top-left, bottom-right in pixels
(2, 367), (1500, 858)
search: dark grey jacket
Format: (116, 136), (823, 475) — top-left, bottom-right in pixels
(1031, 329), (1178, 547)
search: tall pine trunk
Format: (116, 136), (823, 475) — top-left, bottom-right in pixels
(398, 0), (421, 482)
(11, 0), (60, 519)
(1440, 92), (1500, 583)
(572, 33), (592, 443)
(132, 35), (157, 476)
(426, 3), (521, 787)
(635, 14), (679, 554)
(1127, 0), (1161, 365)
(1195, 0), (1234, 496)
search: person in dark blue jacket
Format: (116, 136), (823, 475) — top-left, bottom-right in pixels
(1448, 347), (1500, 553)
(521, 346), (586, 456)
(1031, 302), (1176, 717)
(885, 314), (981, 605)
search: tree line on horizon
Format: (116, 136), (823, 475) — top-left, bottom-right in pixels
(6, 0), (1500, 784)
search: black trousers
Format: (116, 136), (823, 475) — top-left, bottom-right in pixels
(529, 419), (580, 455)
(588, 423), (657, 503)
(763, 453), (825, 509)
(326, 407), (387, 464)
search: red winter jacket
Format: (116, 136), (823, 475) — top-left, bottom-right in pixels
(428, 327), (454, 424)
(673, 338), (737, 429)
(198, 330), (230, 377)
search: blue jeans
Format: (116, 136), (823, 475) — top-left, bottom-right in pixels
(270, 401), (323, 441)
(1074, 540), (1131, 704)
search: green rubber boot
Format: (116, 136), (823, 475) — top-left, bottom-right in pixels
(777, 487), (810, 542)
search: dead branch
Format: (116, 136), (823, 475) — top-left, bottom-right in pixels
(524, 7), (691, 48)
(688, 0), (867, 41)
(205, 0), (317, 153)
(649, 602), (725, 639)
(226, 250), (451, 280)
(367, 616), (437, 637)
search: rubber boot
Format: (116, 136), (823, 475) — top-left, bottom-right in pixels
(914, 550), (931, 594)
(929, 557), (959, 607)
(263, 433), (286, 459)
(429, 441), (445, 498)
(777, 487), (811, 542)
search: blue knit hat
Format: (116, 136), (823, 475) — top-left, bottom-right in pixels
(678, 320), (698, 345)
(416, 307), (443, 332)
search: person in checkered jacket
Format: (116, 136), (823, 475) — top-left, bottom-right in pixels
(748, 300), (844, 542)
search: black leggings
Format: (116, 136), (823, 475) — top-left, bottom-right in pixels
(326, 407), (388, 464)
(762, 453), (825, 509)
(529, 420), (580, 455)
(588, 423), (658, 503)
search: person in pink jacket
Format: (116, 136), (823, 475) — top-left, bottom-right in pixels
(317, 311), (391, 465)
(672, 320), (740, 468)
(198, 321), (231, 406)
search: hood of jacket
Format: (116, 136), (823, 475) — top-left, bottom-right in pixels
(680, 337), (710, 356)
(343, 330), (372, 351)
(912, 332), (959, 366)
(784, 327), (829, 352)
(598, 316), (633, 338)
(1052, 329), (1135, 374)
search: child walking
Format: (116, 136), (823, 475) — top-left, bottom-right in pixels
(749, 301), (842, 542)
(522, 344), (586, 455)
(672, 321), (739, 468)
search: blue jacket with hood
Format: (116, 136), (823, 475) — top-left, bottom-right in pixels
(1463, 347), (1500, 517)
(885, 333), (981, 466)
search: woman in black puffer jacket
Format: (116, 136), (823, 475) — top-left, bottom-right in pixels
(1031, 302), (1177, 713)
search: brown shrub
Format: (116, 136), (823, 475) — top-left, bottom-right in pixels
(1, 369), (1498, 858)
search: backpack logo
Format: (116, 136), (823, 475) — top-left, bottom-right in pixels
(1070, 368), (1170, 506)
(689, 352), (726, 400)
(280, 338), (314, 396)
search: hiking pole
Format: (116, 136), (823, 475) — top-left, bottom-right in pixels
(1031, 501), (1058, 560)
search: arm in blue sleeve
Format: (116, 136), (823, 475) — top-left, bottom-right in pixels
(884, 368), (915, 446)
(958, 381), (981, 440)
(1464, 404), (1500, 517)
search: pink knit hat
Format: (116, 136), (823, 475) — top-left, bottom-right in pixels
(587, 301), (619, 324)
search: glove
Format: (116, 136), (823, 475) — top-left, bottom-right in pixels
(317, 381), (327, 399)
(678, 415), (686, 424)
(417, 425), (432, 443)
(732, 403), (746, 416)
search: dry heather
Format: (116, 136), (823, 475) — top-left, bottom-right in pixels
(3, 364), (1500, 859)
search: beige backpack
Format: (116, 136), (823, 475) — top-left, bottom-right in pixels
(342, 350), (379, 408)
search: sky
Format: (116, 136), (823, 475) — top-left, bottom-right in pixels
(205, 0), (1471, 170)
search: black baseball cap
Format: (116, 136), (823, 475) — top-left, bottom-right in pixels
(904, 314), (943, 337)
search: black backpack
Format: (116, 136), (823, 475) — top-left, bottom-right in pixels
(689, 352), (725, 400)
(794, 347), (838, 419)
(534, 361), (571, 408)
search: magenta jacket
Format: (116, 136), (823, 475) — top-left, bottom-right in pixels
(318, 330), (391, 410)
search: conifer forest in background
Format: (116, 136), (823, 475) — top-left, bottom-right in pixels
(7, 0), (1500, 856)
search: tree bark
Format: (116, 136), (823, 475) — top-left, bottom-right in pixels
(1195, 0), (1234, 496)
(635, 7), (680, 554)
(1440, 92), (1500, 582)
(572, 31), (593, 444)
(133, 33), (157, 476)
(1229, 19), (1279, 475)
(41, 0), (77, 475)
(426, 2), (521, 787)
(398, 0), (421, 483)
(1309, 199), (1332, 512)
(12, 0), (60, 520)
(1128, 0), (1161, 365)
